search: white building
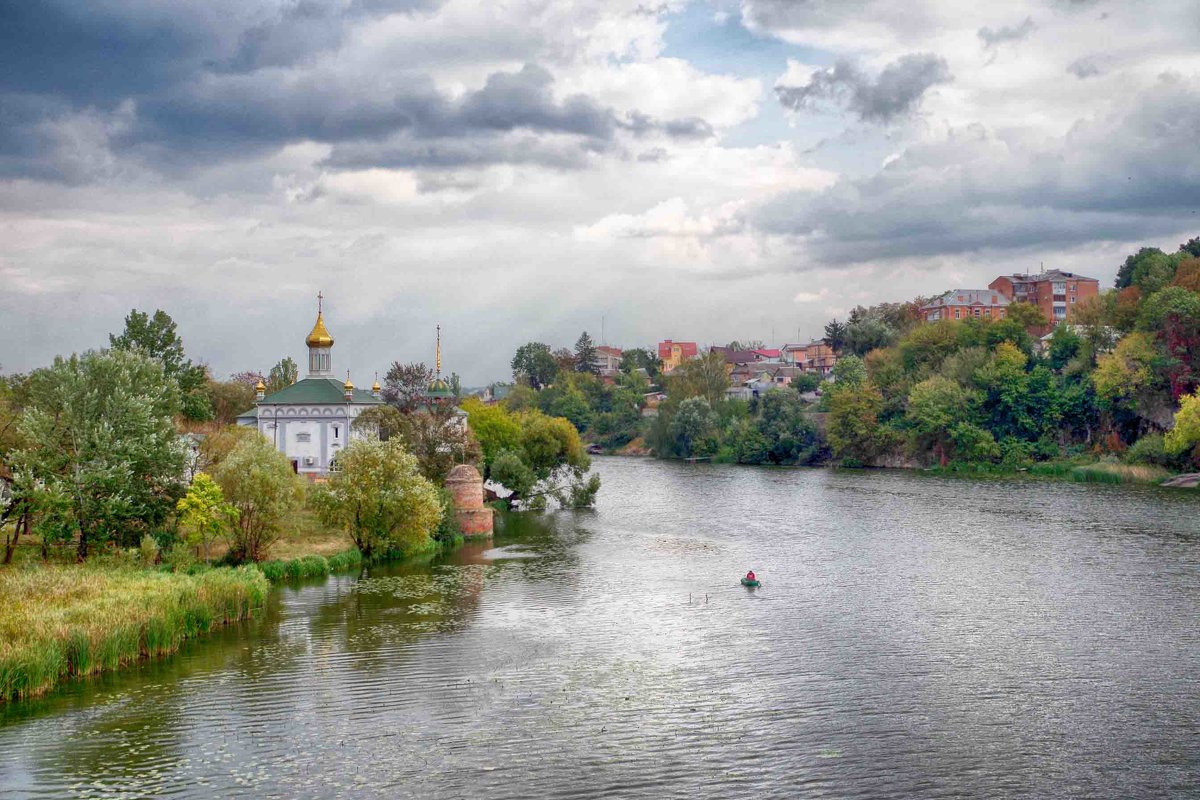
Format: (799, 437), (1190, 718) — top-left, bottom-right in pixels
(237, 295), (383, 477)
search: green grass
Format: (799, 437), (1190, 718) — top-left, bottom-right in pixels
(256, 548), (363, 584)
(0, 563), (269, 702)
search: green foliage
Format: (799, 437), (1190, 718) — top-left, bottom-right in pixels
(666, 352), (729, 406)
(791, 373), (822, 394)
(573, 331), (599, 374)
(175, 472), (236, 561)
(832, 354), (867, 386)
(211, 435), (304, 562)
(205, 379), (257, 424)
(1165, 392), (1200, 463)
(311, 438), (442, 559)
(109, 308), (212, 421)
(434, 488), (463, 544)
(14, 349), (186, 560)
(1006, 301), (1049, 329)
(266, 357), (299, 392)
(826, 383), (891, 465)
(667, 397), (718, 458)
(511, 342), (559, 389)
(619, 347), (660, 381)
(490, 449), (536, 497)
(823, 318), (847, 352)
(906, 375), (977, 464)
(1047, 325), (1083, 371)
(461, 397), (523, 468)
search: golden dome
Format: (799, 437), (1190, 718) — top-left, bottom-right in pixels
(372, 379), (381, 391)
(306, 312), (335, 348)
(344, 377), (354, 390)
(255, 379), (266, 391)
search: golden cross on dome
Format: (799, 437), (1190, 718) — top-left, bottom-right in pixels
(317, 291), (323, 314)
(436, 324), (442, 376)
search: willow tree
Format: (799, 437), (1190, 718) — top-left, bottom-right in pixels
(312, 439), (442, 558)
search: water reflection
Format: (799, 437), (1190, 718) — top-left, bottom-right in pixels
(1, 459), (1198, 798)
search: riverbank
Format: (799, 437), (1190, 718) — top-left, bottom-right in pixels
(0, 563), (269, 702)
(628, 450), (1194, 489)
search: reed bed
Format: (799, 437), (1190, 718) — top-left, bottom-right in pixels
(0, 564), (269, 702)
(1066, 462), (1171, 484)
(256, 548), (363, 583)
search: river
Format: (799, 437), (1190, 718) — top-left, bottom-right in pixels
(2, 457), (1198, 798)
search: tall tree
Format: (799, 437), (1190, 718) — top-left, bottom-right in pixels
(619, 347), (661, 382)
(14, 349), (186, 560)
(381, 361), (434, 412)
(110, 308), (210, 420)
(667, 351), (729, 406)
(512, 342), (559, 389)
(1180, 237), (1200, 258)
(551, 347), (577, 373)
(823, 318), (847, 352)
(574, 331), (599, 374)
(312, 439), (442, 559)
(266, 357), (299, 392)
(211, 435), (303, 562)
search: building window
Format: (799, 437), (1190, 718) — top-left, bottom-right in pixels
(1070, 296), (1076, 303)
(1052, 282), (1066, 294)
(332, 425), (340, 439)
(973, 307), (981, 317)
(1054, 307), (1067, 320)
(954, 308), (961, 319)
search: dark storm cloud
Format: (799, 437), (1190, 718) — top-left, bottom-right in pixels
(775, 53), (951, 123)
(757, 75), (1200, 263)
(977, 17), (1036, 48)
(0, 3), (708, 181)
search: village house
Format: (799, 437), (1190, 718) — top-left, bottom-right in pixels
(989, 269), (1099, 329)
(658, 340), (698, 373)
(594, 345), (622, 378)
(920, 290), (1010, 324)
(781, 341), (838, 375)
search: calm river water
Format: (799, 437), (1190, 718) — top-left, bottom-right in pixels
(2, 458), (1199, 798)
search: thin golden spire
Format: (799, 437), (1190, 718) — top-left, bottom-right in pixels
(436, 324), (442, 377)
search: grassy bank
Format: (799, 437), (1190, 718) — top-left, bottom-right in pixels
(257, 548), (363, 582)
(926, 459), (1174, 486)
(0, 564), (269, 702)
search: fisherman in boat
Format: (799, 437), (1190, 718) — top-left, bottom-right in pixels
(745, 570), (756, 583)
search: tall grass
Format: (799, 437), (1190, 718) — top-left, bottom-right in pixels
(256, 548), (363, 583)
(1028, 460), (1171, 484)
(0, 564), (269, 702)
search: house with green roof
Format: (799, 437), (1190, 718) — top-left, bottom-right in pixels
(236, 294), (383, 478)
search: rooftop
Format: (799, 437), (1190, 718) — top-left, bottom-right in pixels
(922, 289), (1010, 309)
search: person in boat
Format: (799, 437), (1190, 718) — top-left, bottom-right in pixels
(745, 570), (756, 582)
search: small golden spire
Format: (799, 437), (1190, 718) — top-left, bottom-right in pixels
(343, 370), (354, 390)
(372, 371), (381, 392)
(435, 324), (442, 377)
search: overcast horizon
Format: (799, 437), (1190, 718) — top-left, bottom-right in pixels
(3, 0), (1199, 384)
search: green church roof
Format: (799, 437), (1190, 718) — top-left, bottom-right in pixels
(237, 378), (383, 418)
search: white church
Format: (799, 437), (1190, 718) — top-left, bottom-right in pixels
(237, 295), (383, 477)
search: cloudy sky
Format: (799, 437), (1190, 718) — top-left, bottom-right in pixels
(3, 0), (1199, 384)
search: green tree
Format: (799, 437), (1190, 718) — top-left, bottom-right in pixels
(1164, 392), (1200, 465)
(461, 397), (523, 470)
(1005, 301), (1049, 330)
(14, 349), (185, 560)
(843, 317), (895, 356)
(175, 472), (236, 561)
(667, 352), (729, 406)
(619, 347), (660, 382)
(823, 318), (847, 352)
(312, 439), (442, 558)
(1047, 325), (1083, 371)
(1181, 237), (1200, 258)
(751, 389), (821, 464)
(667, 397), (717, 458)
(211, 435), (303, 562)
(267, 357), (299, 393)
(832, 354), (867, 386)
(512, 342), (559, 389)
(826, 382), (890, 465)
(1092, 332), (1159, 412)
(906, 376), (976, 465)
(574, 331), (599, 374)
(1116, 247), (1166, 289)
(110, 308), (211, 420)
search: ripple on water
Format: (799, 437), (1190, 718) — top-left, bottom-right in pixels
(1, 459), (1198, 799)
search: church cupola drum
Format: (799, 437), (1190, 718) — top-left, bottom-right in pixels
(306, 292), (335, 377)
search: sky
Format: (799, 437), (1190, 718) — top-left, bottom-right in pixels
(2, 0), (1199, 385)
